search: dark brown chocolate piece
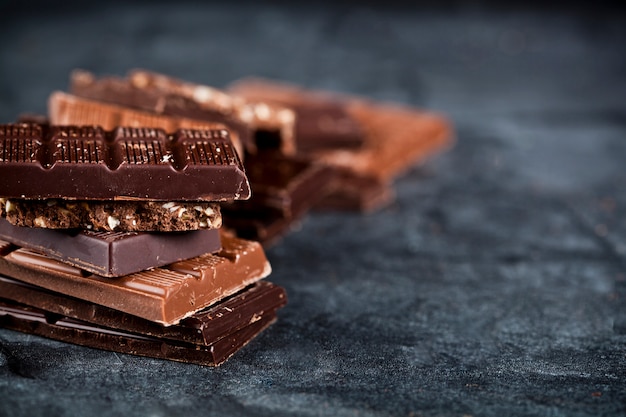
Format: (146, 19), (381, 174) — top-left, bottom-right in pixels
(313, 170), (395, 213)
(0, 235), (271, 325)
(224, 154), (336, 218)
(127, 69), (297, 155)
(0, 123), (250, 201)
(228, 78), (366, 151)
(70, 70), (253, 156)
(1, 198), (222, 232)
(0, 218), (221, 277)
(0, 299), (277, 366)
(48, 92), (245, 157)
(222, 213), (300, 247)
(221, 154), (336, 245)
(0, 276), (286, 345)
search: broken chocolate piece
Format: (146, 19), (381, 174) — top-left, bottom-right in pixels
(0, 123), (250, 201)
(70, 70), (253, 156)
(127, 69), (297, 155)
(228, 77), (366, 151)
(48, 91), (245, 156)
(0, 235), (271, 325)
(0, 218), (221, 277)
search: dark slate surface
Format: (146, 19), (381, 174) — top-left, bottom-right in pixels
(0, 2), (625, 416)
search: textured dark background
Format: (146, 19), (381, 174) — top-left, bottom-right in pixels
(1, 2), (625, 416)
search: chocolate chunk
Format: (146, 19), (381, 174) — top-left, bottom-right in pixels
(0, 276), (286, 346)
(48, 91), (245, 157)
(0, 299), (277, 366)
(0, 218), (221, 277)
(228, 77), (366, 151)
(1, 198), (222, 232)
(127, 69), (297, 155)
(224, 154), (336, 218)
(0, 235), (271, 325)
(0, 123), (250, 201)
(313, 171), (395, 213)
(70, 69), (253, 156)
(221, 154), (336, 245)
(314, 101), (453, 182)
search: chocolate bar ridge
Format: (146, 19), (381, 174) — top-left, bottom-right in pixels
(0, 123), (250, 201)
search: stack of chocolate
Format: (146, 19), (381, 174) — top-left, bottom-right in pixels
(0, 69), (452, 365)
(47, 69), (453, 244)
(0, 123), (286, 366)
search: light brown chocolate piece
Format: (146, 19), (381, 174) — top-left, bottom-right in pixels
(0, 235), (271, 325)
(0, 198), (221, 232)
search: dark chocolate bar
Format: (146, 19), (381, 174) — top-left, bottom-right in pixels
(222, 213), (300, 247)
(48, 92), (245, 157)
(221, 154), (336, 245)
(0, 299), (277, 366)
(70, 70), (253, 156)
(228, 78), (366, 151)
(128, 69), (297, 156)
(0, 235), (271, 325)
(313, 170), (395, 213)
(224, 154), (336, 218)
(0, 218), (221, 277)
(0, 123), (250, 201)
(0, 275), (286, 346)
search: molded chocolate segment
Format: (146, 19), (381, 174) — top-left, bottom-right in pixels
(0, 276), (286, 345)
(0, 299), (277, 366)
(0, 123), (250, 201)
(0, 218), (221, 277)
(0, 235), (271, 325)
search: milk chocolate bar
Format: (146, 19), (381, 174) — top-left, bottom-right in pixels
(1, 198), (222, 232)
(48, 92), (246, 157)
(315, 101), (453, 182)
(0, 123), (250, 201)
(0, 235), (271, 325)
(0, 276), (286, 346)
(0, 218), (221, 277)
(0, 299), (277, 366)
(127, 69), (297, 155)
(228, 78), (366, 151)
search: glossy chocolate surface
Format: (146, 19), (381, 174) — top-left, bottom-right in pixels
(0, 123), (250, 201)
(0, 218), (221, 277)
